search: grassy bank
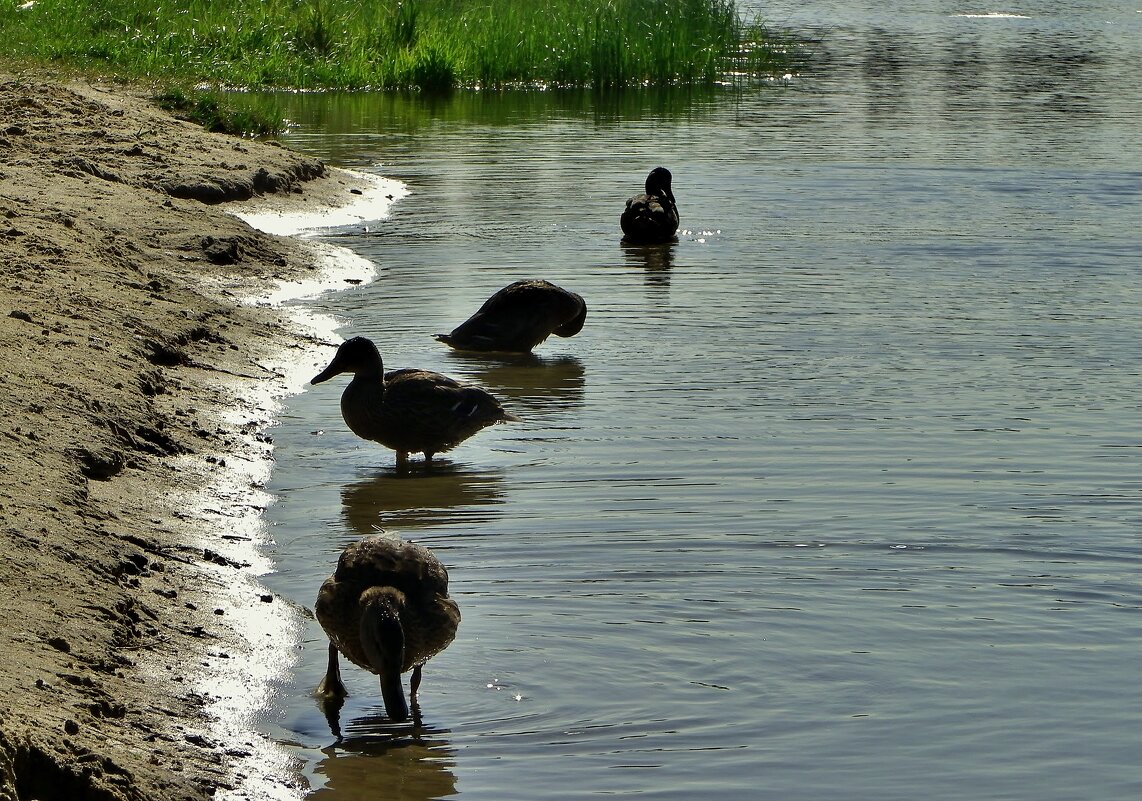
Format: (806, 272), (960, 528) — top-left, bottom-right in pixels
(0, 0), (799, 92)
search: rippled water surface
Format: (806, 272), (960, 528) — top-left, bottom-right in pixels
(257, 2), (1142, 798)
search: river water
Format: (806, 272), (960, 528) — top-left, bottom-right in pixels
(255, 2), (1142, 799)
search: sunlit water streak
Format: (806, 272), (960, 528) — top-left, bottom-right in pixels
(256, 2), (1142, 799)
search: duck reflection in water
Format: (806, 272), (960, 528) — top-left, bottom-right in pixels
(341, 463), (506, 534)
(621, 239), (675, 288)
(311, 717), (457, 800)
(315, 536), (460, 734)
(443, 351), (586, 417)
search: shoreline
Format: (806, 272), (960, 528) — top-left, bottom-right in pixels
(187, 173), (399, 801)
(0, 73), (394, 799)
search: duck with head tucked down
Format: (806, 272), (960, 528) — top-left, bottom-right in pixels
(435, 279), (587, 353)
(620, 167), (679, 244)
(310, 336), (521, 470)
(315, 535), (461, 723)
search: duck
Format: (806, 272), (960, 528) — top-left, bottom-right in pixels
(434, 279), (587, 353)
(620, 167), (679, 244)
(315, 535), (461, 722)
(310, 336), (521, 470)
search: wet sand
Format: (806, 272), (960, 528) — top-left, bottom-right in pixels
(0, 73), (372, 800)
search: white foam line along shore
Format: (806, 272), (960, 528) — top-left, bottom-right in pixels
(182, 166), (408, 800)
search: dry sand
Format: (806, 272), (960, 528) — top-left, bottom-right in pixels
(0, 73), (376, 800)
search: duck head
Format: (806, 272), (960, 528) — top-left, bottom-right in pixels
(553, 298), (588, 338)
(645, 166), (676, 207)
(358, 587), (411, 721)
(311, 336), (384, 384)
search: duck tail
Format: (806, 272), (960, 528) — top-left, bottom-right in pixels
(456, 389), (522, 424)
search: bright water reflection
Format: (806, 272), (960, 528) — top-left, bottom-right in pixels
(260, 2), (1142, 799)
(309, 717), (458, 800)
(340, 466), (508, 532)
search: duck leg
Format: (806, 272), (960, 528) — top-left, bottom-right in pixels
(316, 642), (348, 700)
(410, 664), (423, 701)
(316, 642), (347, 739)
(408, 664), (426, 722)
(395, 450), (409, 472)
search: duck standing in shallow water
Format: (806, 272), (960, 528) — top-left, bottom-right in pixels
(310, 336), (521, 470)
(620, 167), (679, 244)
(435, 279), (587, 353)
(315, 535), (461, 722)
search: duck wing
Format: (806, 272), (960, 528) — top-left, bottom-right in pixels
(380, 369), (519, 455)
(332, 537), (451, 599)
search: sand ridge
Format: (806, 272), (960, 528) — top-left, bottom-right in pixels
(0, 73), (370, 800)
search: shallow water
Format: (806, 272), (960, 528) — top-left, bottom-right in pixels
(257, 2), (1142, 799)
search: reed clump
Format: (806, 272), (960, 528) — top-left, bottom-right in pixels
(0, 0), (798, 91)
(152, 85), (285, 136)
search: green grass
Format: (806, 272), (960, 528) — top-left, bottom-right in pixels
(0, 0), (801, 92)
(152, 85), (285, 136)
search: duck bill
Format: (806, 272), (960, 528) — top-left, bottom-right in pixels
(380, 671), (410, 722)
(310, 357), (345, 385)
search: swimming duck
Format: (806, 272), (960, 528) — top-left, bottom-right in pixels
(434, 279), (587, 353)
(620, 167), (679, 244)
(310, 336), (521, 469)
(315, 535), (461, 722)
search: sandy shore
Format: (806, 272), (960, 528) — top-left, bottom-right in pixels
(0, 73), (380, 800)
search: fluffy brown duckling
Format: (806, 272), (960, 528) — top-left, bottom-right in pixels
(434, 279), (587, 353)
(315, 535), (461, 722)
(620, 166), (679, 244)
(310, 336), (521, 470)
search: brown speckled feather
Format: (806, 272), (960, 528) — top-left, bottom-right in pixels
(315, 537), (460, 675)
